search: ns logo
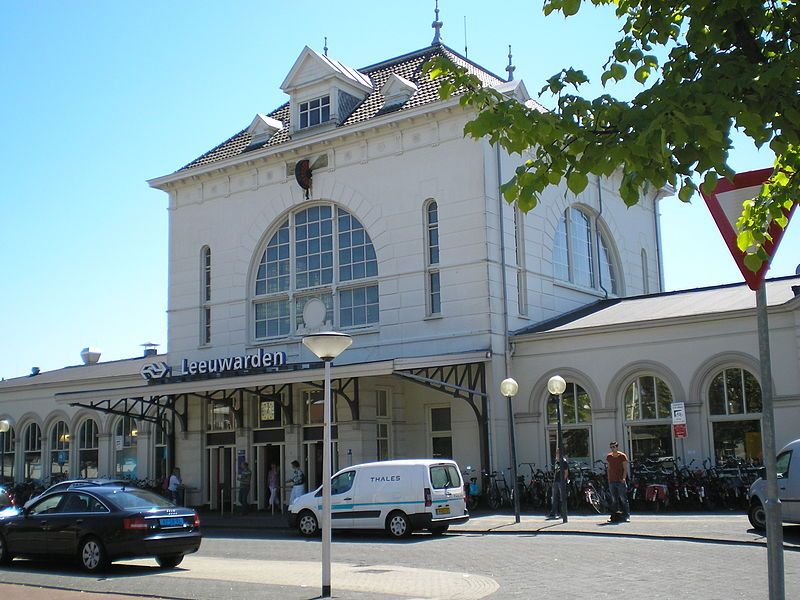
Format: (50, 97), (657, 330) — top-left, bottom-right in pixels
(140, 362), (172, 381)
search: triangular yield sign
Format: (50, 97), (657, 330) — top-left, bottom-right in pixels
(700, 168), (796, 291)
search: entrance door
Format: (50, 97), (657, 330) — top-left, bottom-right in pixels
(255, 444), (284, 511)
(207, 446), (235, 511)
(304, 441), (339, 491)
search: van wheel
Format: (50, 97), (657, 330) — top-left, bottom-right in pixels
(297, 510), (320, 537)
(748, 500), (767, 531)
(386, 511), (411, 538)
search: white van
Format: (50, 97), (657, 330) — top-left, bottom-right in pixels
(748, 438), (800, 530)
(288, 459), (469, 538)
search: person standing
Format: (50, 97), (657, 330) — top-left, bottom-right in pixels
(547, 448), (569, 519)
(238, 461), (252, 514)
(607, 441), (630, 521)
(267, 463), (280, 514)
(167, 467), (182, 504)
(288, 460), (306, 505)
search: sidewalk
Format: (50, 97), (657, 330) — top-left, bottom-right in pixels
(197, 508), (798, 548)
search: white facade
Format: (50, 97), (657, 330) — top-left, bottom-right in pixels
(1, 42), (795, 509)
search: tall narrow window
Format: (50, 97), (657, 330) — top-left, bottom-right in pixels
(553, 206), (620, 295)
(425, 200), (441, 315)
(429, 406), (452, 459)
(376, 389), (392, 461)
(514, 207), (528, 315)
(114, 417), (138, 478)
(546, 382), (592, 464)
(708, 367), (762, 464)
(1, 424), (15, 481)
(78, 419), (98, 478)
(155, 418), (169, 481)
(23, 423), (42, 480)
(202, 246), (212, 345)
(49, 421), (70, 479)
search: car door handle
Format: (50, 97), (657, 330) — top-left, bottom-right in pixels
(343, 497), (352, 501)
(75, 519), (84, 525)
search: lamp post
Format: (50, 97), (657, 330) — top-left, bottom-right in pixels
(500, 378), (521, 523)
(0, 419), (10, 485)
(302, 331), (352, 599)
(547, 375), (568, 523)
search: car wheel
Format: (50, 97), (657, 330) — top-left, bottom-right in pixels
(156, 554), (184, 569)
(430, 525), (449, 536)
(386, 511), (411, 538)
(0, 533), (12, 565)
(297, 510), (320, 537)
(79, 536), (109, 572)
(748, 500), (767, 531)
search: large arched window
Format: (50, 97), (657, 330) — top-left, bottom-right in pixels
(78, 419), (99, 478)
(553, 206), (619, 294)
(546, 381), (593, 464)
(114, 417), (138, 478)
(623, 375), (673, 460)
(708, 367), (762, 464)
(253, 204), (378, 338)
(23, 422), (42, 480)
(49, 420), (70, 480)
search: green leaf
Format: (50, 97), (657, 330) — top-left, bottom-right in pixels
(562, 0), (581, 17)
(743, 253), (763, 273)
(567, 171), (589, 194)
(701, 172), (718, 195)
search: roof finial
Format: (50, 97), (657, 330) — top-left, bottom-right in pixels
(506, 45), (515, 82)
(324, 36), (328, 57)
(431, 0), (443, 45)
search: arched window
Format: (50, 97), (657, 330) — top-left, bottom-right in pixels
(78, 419), (99, 478)
(253, 204), (379, 338)
(23, 422), (42, 480)
(49, 420), (70, 479)
(546, 381), (593, 464)
(114, 417), (138, 478)
(708, 368), (762, 464)
(425, 200), (441, 315)
(201, 246), (212, 345)
(553, 206), (619, 294)
(623, 375), (673, 460)
(1, 424), (15, 481)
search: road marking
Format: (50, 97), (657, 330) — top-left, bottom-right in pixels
(127, 557), (499, 599)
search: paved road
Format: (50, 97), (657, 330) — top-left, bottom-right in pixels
(1, 514), (798, 599)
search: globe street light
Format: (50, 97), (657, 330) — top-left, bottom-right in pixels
(302, 332), (352, 599)
(500, 378), (521, 523)
(0, 419), (10, 485)
(547, 375), (568, 523)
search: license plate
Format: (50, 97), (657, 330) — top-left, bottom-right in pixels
(160, 517), (185, 527)
(435, 506), (450, 515)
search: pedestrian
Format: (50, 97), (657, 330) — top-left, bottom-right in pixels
(267, 463), (280, 514)
(288, 460), (306, 505)
(167, 467), (182, 504)
(238, 461), (252, 514)
(607, 441), (630, 521)
(547, 448), (569, 519)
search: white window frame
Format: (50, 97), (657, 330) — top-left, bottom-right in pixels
(376, 388), (393, 461)
(554, 206), (620, 295)
(424, 199), (441, 316)
(252, 204), (379, 340)
(299, 95), (331, 129)
(514, 206), (528, 316)
(201, 246), (212, 345)
(428, 405), (452, 459)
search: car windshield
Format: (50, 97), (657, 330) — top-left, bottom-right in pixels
(103, 488), (174, 510)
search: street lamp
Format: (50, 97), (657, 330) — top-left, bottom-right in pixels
(0, 419), (10, 485)
(500, 378), (521, 523)
(547, 375), (568, 523)
(302, 331), (352, 599)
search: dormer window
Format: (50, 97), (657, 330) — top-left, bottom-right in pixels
(300, 95), (330, 129)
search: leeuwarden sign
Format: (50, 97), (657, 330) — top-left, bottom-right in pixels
(140, 349), (287, 382)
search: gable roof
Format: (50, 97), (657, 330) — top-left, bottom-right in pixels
(177, 44), (515, 173)
(280, 45), (373, 93)
(514, 275), (800, 337)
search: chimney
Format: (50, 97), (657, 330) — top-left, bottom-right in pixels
(141, 342), (159, 357)
(30, 367), (40, 376)
(80, 347), (101, 365)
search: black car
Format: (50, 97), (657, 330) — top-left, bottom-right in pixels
(23, 478), (129, 509)
(0, 486), (201, 571)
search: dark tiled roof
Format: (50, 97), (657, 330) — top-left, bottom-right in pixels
(179, 45), (506, 172)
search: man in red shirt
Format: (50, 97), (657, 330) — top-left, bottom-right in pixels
(606, 441), (630, 521)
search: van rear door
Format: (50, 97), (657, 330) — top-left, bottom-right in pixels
(428, 463), (466, 520)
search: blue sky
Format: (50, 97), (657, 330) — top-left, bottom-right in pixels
(1, 1), (796, 379)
